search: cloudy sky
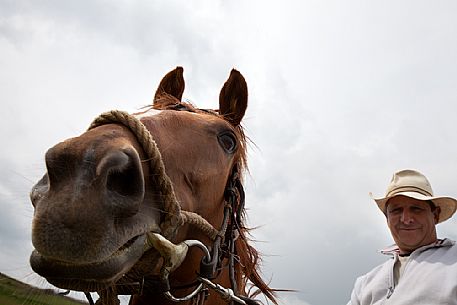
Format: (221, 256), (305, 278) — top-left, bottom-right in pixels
(1, 1), (457, 305)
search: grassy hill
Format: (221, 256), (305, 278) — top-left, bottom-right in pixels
(0, 272), (87, 305)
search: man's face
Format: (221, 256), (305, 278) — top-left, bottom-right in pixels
(386, 196), (440, 254)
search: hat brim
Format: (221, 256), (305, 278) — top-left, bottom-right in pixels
(372, 191), (457, 223)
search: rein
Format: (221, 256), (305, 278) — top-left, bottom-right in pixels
(86, 110), (257, 305)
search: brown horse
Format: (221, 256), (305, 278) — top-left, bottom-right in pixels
(29, 67), (277, 305)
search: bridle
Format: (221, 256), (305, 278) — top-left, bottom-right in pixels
(80, 109), (259, 305)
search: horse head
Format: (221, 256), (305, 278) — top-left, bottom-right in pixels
(30, 67), (276, 305)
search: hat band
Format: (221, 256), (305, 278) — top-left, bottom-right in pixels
(386, 186), (433, 198)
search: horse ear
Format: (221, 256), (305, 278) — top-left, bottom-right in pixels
(219, 69), (248, 126)
(154, 67), (185, 106)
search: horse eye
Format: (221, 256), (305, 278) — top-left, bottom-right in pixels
(218, 132), (237, 153)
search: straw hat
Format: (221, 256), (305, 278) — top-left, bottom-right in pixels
(372, 169), (457, 223)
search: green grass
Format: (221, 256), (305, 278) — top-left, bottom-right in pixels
(0, 273), (87, 305)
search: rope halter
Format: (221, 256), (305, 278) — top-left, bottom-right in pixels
(88, 110), (183, 238)
(88, 110), (220, 240)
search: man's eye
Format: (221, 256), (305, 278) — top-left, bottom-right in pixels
(411, 206), (424, 212)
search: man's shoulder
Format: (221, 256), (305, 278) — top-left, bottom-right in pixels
(358, 239), (456, 280)
(417, 238), (456, 256)
(356, 259), (392, 283)
(422, 238), (457, 261)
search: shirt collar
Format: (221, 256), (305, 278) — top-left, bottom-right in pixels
(380, 238), (455, 256)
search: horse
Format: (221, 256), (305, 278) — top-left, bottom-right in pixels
(29, 67), (277, 305)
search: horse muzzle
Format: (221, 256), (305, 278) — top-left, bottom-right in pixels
(30, 234), (149, 291)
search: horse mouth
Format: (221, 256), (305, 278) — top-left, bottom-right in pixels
(30, 234), (154, 291)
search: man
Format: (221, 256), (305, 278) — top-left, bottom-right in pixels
(347, 169), (457, 304)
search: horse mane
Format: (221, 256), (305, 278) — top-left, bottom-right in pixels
(236, 221), (277, 305)
(213, 110), (277, 305)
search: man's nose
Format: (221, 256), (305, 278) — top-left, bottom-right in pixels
(400, 209), (414, 224)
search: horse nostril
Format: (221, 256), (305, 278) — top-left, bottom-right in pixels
(106, 164), (142, 197)
(98, 149), (145, 217)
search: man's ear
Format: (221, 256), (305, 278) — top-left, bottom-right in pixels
(434, 206), (441, 223)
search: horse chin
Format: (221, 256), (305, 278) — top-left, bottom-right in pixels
(30, 234), (149, 292)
